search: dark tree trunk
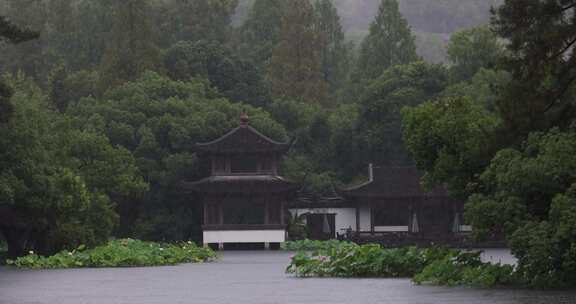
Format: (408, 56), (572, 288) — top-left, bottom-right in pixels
(1, 226), (30, 258)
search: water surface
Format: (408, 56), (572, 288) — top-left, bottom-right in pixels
(1, 250), (574, 304)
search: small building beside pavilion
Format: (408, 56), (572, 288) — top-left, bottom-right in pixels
(289, 164), (471, 246)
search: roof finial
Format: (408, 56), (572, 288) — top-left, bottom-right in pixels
(240, 111), (249, 127)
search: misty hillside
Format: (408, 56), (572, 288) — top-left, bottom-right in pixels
(235, 0), (503, 62)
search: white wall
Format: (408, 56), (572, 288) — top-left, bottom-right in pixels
(359, 206), (371, 232)
(374, 226), (409, 232)
(203, 230), (285, 244)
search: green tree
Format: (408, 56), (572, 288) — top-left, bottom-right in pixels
(447, 26), (503, 83)
(0, 16), (39, 44)
(402, 95), (501, 197)
(355, 0), (418, 82)
(360, 61), (448, 166)
(168, 0), (238, 44)
(0, 0), (46, 78)
(71, 0), (115, 70)
(236, 0), (287, 70)
(465, 128), (576, 287)
(0, 15), (38, 123)
(268, 0), (328, 104)
(314, 0), (350, 98)
(492, 0), (576, 137)
(68, 71), (287, 240)
(164, 40), (269, 107)
(99, 0), (161, 91)
(0, 75), (138, 257)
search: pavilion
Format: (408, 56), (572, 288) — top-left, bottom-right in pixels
(183, 113), (296, 249)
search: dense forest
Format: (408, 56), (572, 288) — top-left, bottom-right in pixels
(2, 0), (576, 287)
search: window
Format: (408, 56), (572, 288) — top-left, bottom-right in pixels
(373, 205), (409, 226)
(268, 203), (281, 224)
(260, 156), (273, 172)
(230, 155), (259, 173)
(223, 203), (265, 225)
(205, 204), (220, 225)
(213, 157), (227, 173)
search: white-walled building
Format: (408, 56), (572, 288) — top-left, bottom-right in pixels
(288, 165), (471, 245)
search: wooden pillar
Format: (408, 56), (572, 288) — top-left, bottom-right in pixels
(203, 200), (208, 225)
(355, 200), (360, 232)
(370, 202), (375, 235)
(281, 198), (285, 225)
(264, 198), (270, 225)
(218, 200), (224, 225)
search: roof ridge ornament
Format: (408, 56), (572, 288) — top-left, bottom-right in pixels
(240, 111), (249, 127)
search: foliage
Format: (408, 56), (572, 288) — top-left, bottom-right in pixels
(287, 242), (449, 278)
(492, 0), (576, 136)
(355, 0), (418, 83)
(281, 239), (352, 251)
(7, 239), (216, 268)
(0, 15), (38, 44)
(402, 95), (501, 196)
(447, 26), (503, 83)
(0, 14), (38, 123)
(286, 241), (516, 288)
(271, 99), (366, 191)
(0, 75), (140, 257)
(99, 0), (162, 91)
(360, 61), (448, 166)
(314, 0), (351, 98)
(465, 128), (576, 288)
(286, 214), (308, 241)
(164, 40), (269, 107)
(67, 71), (287, 240)
(236, 0), (287, 70)
(164, 0), (238, 45)
(413, 251), (515, 288)
(268, 0), (328, 104)
(442, 68), (511, 112)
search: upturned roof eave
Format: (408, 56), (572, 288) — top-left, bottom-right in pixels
(194, 126), (291, 153)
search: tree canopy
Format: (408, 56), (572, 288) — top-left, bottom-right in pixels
(355, 0), (418, 82)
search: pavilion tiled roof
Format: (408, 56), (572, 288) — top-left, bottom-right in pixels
(341, 165), (449, 198)
(194, 119), (291, 154)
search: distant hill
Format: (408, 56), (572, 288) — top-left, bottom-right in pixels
(335, 0), (502, 34)
(233, 0), (503, 63)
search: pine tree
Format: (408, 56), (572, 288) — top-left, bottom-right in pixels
(492, 0), (576, 136)
(268, 0), (327, 104)
(169, 0), (238, 44)
(0, 16), (38, 123)
(1, 0), (47, 78)
(99, 0), (161, 91)
(45, 0), (82, 70)
(237, 0), (287, 70)
(355, 0), (418, 82)
(314, 0), (350, 98)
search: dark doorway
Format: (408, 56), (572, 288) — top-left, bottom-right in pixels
(306, 214), (336, 240)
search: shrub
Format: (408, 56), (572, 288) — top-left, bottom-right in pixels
(286, 241), (518, 288)
(286, 242), (455, 278)
(413, 251), (516, 287)
(6, 239), (216, 269)
(281, 239), (353, 251)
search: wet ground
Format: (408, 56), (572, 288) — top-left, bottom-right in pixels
(1, 250), (575, 304)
